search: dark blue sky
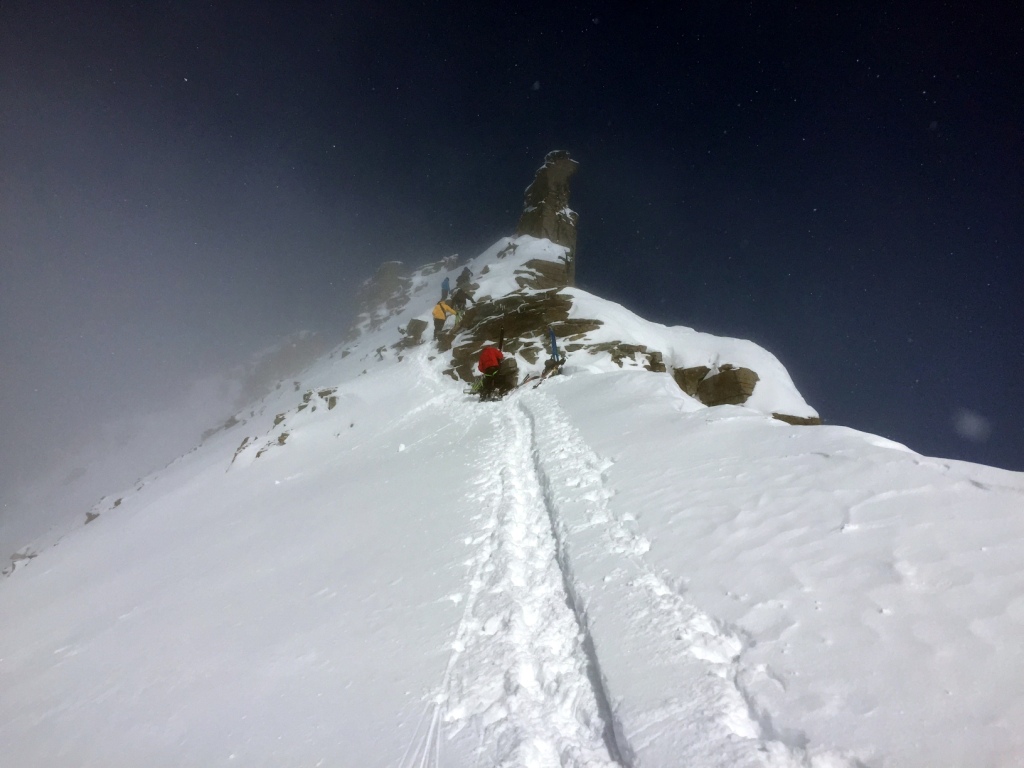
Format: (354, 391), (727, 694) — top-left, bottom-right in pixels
(2, 1), (1021, 477)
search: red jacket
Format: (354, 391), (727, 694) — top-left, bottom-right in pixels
(478, 346), (503, 373)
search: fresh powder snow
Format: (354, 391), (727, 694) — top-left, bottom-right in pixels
(2, 237), (1023, 767)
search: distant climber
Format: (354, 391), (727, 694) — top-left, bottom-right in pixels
(441, 277), (450, 300)
(449, 286), (475, 312)
(432, 299), (457, 340)
(455, 267), (472, 288)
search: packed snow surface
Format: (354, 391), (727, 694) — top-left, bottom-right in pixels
(2, 238), (1023, 767)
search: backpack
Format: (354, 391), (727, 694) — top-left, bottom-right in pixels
(495, 357), (519, 392)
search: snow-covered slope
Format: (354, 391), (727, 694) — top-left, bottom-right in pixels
(2, 237), (1023, 767)
(0, 330), (331, 560)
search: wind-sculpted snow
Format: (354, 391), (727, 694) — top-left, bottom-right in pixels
(540, 371), (1024, 766)
(521, 387), (862, 768)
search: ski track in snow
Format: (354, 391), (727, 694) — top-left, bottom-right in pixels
(402, 371), (861, 768)
(520, 389), (863, 768)
(404, 391), (620, 768)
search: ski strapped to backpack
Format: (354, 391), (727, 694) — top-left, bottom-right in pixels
(537, 326), (566, 383)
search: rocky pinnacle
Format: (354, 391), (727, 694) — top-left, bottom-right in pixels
(516, 150), (580, 286)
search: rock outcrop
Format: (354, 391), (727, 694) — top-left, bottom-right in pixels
(587, 342), (666, 371)
(772, 413), (824, 426)
(672, 364), (821, 423)
(446, 290), (601, 382)
(339, 151), (819, 426)
(673, 364), (760, 406)
(394, 318), (429, 350)
(515, 150), (579, 286)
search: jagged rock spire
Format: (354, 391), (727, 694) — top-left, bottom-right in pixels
(515, 150), (579, 285)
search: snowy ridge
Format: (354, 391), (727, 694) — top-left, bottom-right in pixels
(563, 289), (813, 418)
(2, 234), (1023, 766)
(339, 235), (817, 421)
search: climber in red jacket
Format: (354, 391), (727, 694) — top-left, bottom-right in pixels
(477, 345), (504, 398)
(478, 345), (503, 375)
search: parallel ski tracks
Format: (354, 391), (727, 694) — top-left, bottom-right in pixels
(404, 379), (856, 767)
(404, 393), (621, 768)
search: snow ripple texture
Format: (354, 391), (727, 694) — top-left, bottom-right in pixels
(521, 390), (863, 768)
(404, 399), (620, 768)
(403, 378), (859, 767)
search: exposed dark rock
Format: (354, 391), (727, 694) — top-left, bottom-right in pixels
(85, 512), (100, 524)
(484, 357), (519, 399)
(436, 329), (456, 353)
(553, 319), (606, 340)
(673, 364), (760, 406)
(772, 413), (823, 426)
(515, 151), (579, 286)
(231, 437), (251, 464)
(673, 366), (710, 397)
(519, 344), (541, 364)
(394, 318), (429, 350)
(700, 365), (760, 405)
(586, 342), (664, 369)
(445, 289), (601, 383)
(644, 351), (667, 373)
(515, 258), (574, 291)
